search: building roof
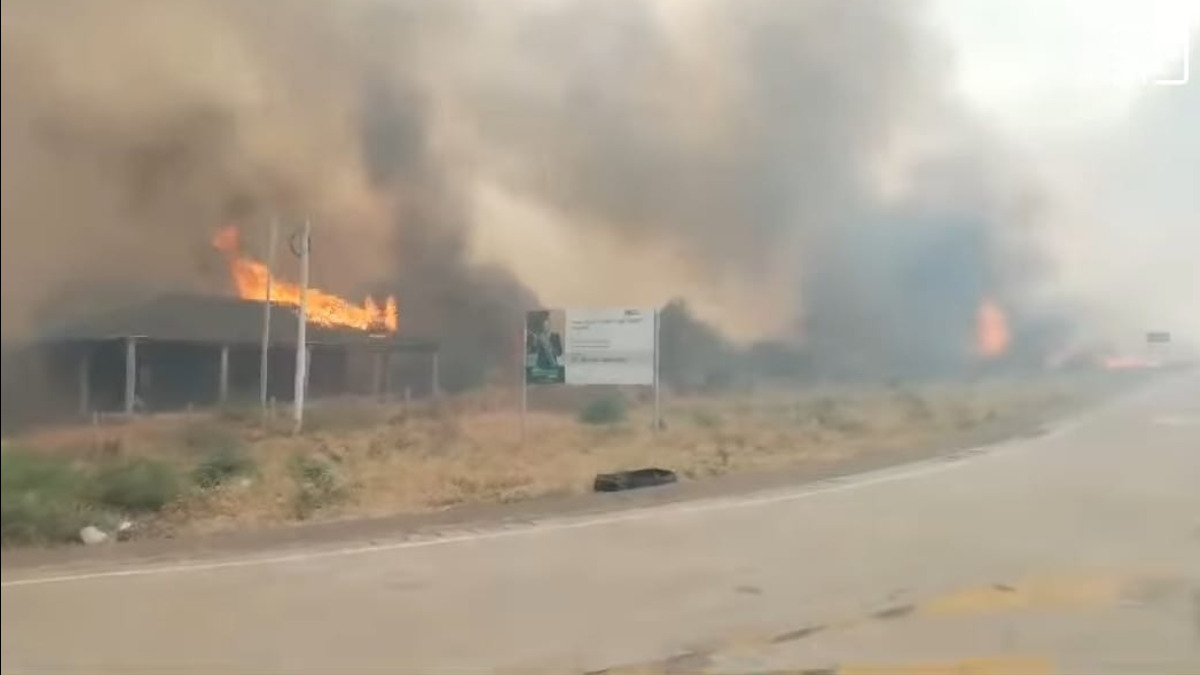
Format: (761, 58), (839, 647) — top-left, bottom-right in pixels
(37, 294), (436, 351)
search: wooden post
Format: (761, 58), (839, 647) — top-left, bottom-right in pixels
(519, 320), (527, 444)
(373, 351), (384, 400)
(124, 337), (137, 415)
(382, 352), (393, 401)
(431, 350), (441, 398)
(218, 344), (230, 403)
(260, 218), (278, 415)
(305, 345), (313, 398)
(78, 348), (91, 416)
(653, 307), (661, 431)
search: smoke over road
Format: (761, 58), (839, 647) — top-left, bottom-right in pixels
(1043, 35), (1199, 358)
(2, 0), (1075, 384)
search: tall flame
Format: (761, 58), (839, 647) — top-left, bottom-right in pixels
(974, 298), (1010, 359)
(212, 226), (398, 333)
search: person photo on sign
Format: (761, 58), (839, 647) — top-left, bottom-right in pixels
(526, 310), (565, 384)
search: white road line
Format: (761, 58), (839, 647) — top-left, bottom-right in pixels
(1, 447), (1003, 590)
(1153, 416), (1199, 427)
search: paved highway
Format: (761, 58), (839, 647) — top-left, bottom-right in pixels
(3, 374), (1199, 674)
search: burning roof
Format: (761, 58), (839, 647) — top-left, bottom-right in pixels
(213, 227), (398, 333)
(37, 293), (433, 351)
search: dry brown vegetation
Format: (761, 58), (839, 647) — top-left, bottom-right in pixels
(1, 374), (1105, 544)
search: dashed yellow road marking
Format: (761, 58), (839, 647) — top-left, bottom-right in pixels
(920, 573), (1125, 616)
(578, 570), (1173, 675)
(834, 656), (1054, 675)
(587, 664), (668, 675)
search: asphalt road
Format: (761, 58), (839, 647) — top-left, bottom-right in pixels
(3, 373), (1198, 675)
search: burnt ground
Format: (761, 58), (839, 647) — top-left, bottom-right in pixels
(0, 374), (1150, 576)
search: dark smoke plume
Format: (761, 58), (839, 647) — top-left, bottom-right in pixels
(452, 0), (1054, 373)
(2, 0), (1055, 385)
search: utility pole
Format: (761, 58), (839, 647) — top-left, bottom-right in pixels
(653, 307), (661, 431)
(292, 219), (311, 434)
(519, 318), (527, 443)
(259, 217), (278, 419)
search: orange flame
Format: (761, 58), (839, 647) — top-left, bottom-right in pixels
(1100, 355), (1158, 370)
(212, 226), (398, 333)
(974, 298), (1010, 359)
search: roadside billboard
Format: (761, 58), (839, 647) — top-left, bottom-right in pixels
(525, 309), (566, 384)
(525, 308), (656, 386)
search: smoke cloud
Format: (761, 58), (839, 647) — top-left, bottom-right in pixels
(2, 0), (1062, 383)
(1043, 36), (1199, 355)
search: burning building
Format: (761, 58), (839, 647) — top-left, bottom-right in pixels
(1, 227), (437, 429)
(2, 0), (1123, 413)
(3, 294), (436, 428)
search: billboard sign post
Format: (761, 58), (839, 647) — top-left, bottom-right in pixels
(522, 307), (661, 435)
(1146, 330), (1172, 365)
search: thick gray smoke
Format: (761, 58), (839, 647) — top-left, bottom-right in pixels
(452, 0), (1056, 374)
(2, 0), (1055, 385)
(1045, 35), (1199, 355)
(1, 1), (536, 388)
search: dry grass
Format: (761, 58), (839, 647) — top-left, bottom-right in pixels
(4, 375), (1092, 538)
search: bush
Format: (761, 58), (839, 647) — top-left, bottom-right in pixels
(93, 457), (181, 512)
(180, 421), (253, 488)
(811, 397), (842, 428)
(289, 454), (345, 519)
(180, 421), (243, 454)
(691, 409), (722, 429)
(192, 445), (256, 489)
(1, 451), (91, 545)
(892, 389), (934, 423)
(3, 451), (180, 544)
(215, 401), (259, 425)
(810, 397), (866, 433)
(579, 395), (628, 426)
(304, 403), (386, 433)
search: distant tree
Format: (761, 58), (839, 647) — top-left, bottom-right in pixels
(658, 299), (735, 391)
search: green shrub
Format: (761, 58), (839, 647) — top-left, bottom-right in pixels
(811, 397), (842, 428)
(579, 396), (627, 426)
(691, 409), (722, 429)
(215, 401), (259, 425)
(810, 397), (865, 433)
(892, 389), (934, 423)
(1, 451), (91, 545)
(180, 421), (243, 454)
(289, 454), (345, 519)
(192, 445), (256, 489)
(303, 403), (386, 433)
(93, 457), (181, 512)
(180, 421), (253, 488)
(3, 451), (180, 544)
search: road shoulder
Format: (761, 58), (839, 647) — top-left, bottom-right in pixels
(0, 379), (1138, 578)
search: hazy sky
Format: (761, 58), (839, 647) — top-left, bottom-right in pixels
(932, 0), (1199, 353)
(932, 0), (1197, 136)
